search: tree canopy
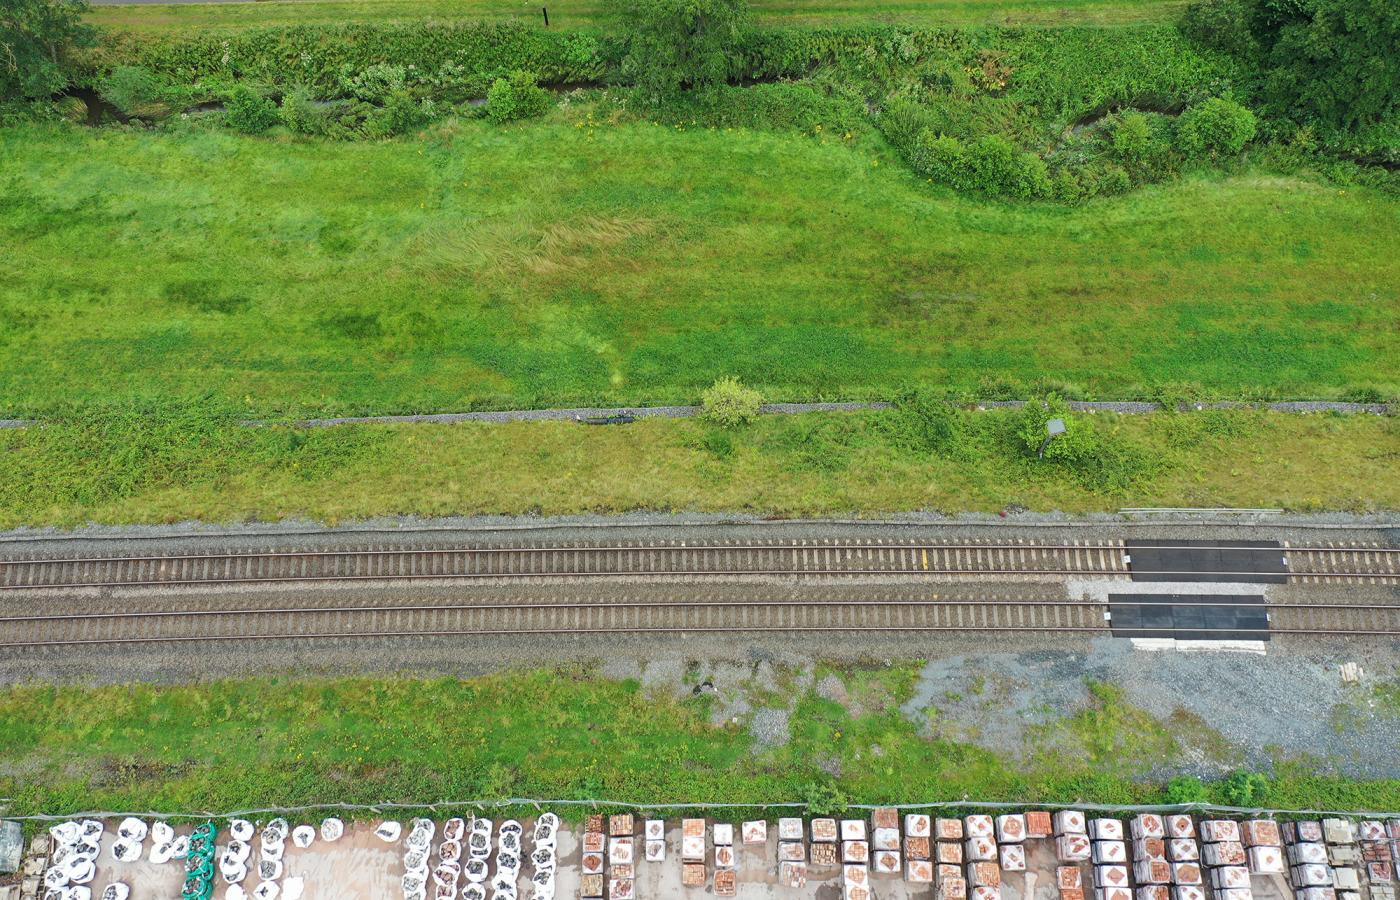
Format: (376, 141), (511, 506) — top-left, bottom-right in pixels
(1183, 0), (1400, 130)
(1, 0), (91, 101)
(616, 0), (749, 101)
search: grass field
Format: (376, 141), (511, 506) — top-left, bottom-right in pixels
(3, 121), (1397, 418)
(2, 405), (1395, 527)
(86, 0), (1185, 33)
(1, 665), (1395, 817)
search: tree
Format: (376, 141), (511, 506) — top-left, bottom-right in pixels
(1259, 0), (1400, 129)
(1, 0), (92, 102)
(616, 0), (749, 101)
(1181, 0), (1400, 131)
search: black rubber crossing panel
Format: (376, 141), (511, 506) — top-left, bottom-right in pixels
(1126, 539), (1287, 584)
(1109, 593), (1269, 640)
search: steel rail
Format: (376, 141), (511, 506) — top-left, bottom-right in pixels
(7, 623), (1400, 649)
(5, 568), (1400, 591)
(7, 596), (1400, 625)
(1, 542), (1394, 566)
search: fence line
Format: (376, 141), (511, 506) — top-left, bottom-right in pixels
(8, 797), (1400, 823)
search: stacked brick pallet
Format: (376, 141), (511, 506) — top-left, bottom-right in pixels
(872, 808), (902, 879)
(1089, 814), (1130, 900)
(841, 817), (871, 900)
(1198, 818), (1247, 900)
(1359, 819), (1398, 900)
(713, 823), (735, 897)
(580, 816), (605, 900)
(905, 814), (933, 886)
(1165, 813), (1204, 900)
(606, 815), (635, 900)
(964, 815), (1001, 900)
(778, 818), (808, 889)
(1130, 814), (1171, 900)
(1284, 818), (1362, 900)
(680, 819), (706, 891)
(936, 817), (966, 900)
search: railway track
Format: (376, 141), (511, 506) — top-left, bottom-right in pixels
(1, 540), (1396, 590)
(3, 595), (1400, 647)
(0, 539), (1393, 649)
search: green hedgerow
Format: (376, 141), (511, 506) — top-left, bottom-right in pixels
(700, 377), (762, 428)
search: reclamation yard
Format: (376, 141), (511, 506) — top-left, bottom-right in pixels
(2, 0), (1400, 825)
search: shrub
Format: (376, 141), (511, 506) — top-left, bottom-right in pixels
(223, 85), (279, 134)
(1077, 160), (1134, 197)
(1015, 394), (1097, 463)
(910, 130), (968, 186)
(700, 377), (762, 428)
(1164, 775), (1209, 805)
(616, 0), (749, 100)
(1176, 97), (1257, 157)
(485, 70), (551, 124)
(1107, 110), (1178, 180)
(910, 132), (1048, 199)
(1220, 770), (1271, 808)
(886, 387), (963, 455)
(279, 84), (331, 136)
(800, 781), (849, 816)
(364, 90), (433, 137)
(965, 134), (1049, 198)
(339, 62), (407, 103)
(99, 65), (170, 118)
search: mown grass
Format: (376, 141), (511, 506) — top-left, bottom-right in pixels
(1, 666), (1397, 818)
(1, 405), (1395, 528)
(86, 0), (1185, 34)
(2, 121), (1397, 418)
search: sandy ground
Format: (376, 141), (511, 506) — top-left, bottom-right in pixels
(65, 815), (1332, 900)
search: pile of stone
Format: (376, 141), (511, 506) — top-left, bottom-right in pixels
(180, 821), (217, 900)
(431, 817), (465, 900)
(395, 818), (434, 900)
(496, 820), (525, 900)
(530, 813), (559, 900)
(461, 817), (495, 900)
(41, 819), (105, 900)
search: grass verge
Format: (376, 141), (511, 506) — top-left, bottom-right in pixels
(2, 122), (1397, 416)
(1, 665), (1396, 818)
(85, 0), (1187, 34)
(1, 404), (1395, 528)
